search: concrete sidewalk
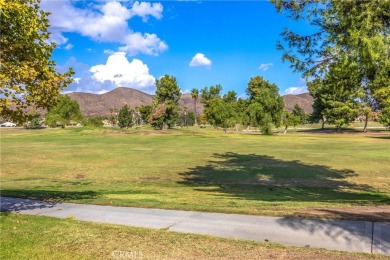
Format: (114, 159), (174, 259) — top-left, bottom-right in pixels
(1, 197), (389, 256)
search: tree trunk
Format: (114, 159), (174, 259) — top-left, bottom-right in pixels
(321, 118), (325, 129)
(194, 99), (197, 125)
(363, 112), (369, 133)
(284, 125), (288, 134)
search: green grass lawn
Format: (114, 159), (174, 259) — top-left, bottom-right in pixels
(1, 127), (389, 217)
(0, 213), (385, 259)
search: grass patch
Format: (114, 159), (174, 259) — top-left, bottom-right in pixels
(0, 213), (385, 259)
(1, 127), (389, 218)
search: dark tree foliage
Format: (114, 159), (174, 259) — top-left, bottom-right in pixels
(118, 104), (133, 129)
(150, 75), (181, 129)
(26, 113), (42, 129)
(84, 117), (103, 127)
(282, 109), (300, 134)
(136, 104), (153, 124)
(272, 0), (390, 128)
(292, 104), (307, 124)
(201, 85), (237, 132)
(45, 95), (83, 128)
(178, 110), (195, 127)
(246, 76), (284, 134)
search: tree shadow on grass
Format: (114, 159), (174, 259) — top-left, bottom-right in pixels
(178, 153), (390, 205)
(368, 136), (390, 140)
(0, 190), (98, 216)
(296, 128), (389, 134)
(0, 189), (98, 203)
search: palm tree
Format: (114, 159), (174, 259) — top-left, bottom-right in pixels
(191, 88), (199, 125)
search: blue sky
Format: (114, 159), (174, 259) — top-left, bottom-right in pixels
(42, 0), (314, 96)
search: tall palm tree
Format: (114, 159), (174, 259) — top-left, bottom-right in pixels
(191, 88), (199, 125)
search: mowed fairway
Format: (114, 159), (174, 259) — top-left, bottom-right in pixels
(1, 127), (389, 218)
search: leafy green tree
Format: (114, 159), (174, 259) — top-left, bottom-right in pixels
(379, 107), (390, 128)
(207, 98), (236, 132)
(272, 0), (390, 128)
(118, 105), (133, 129)
(136, 104), (153, 125)
(1, 0), (74, 124)
(246, 76), (284, 135)
(178, 108), (195, 127)
(308, 81), (327, 129)
(359, 88), (381, 132)
(45, 95), (83, 128)
(191, 88), (199, 125)
(201, 86), (237, 132)
(307, 61), (361, 130)
(281, 110), (300, 134)
(292, 104), (307, 125)
(223, 91), (237, 103)
(108, 108), (118, 126)
(236, 98), (251, 130)
(201, 84), (222, 106)
(83, 117), (103, 127)
(26, 113), (42, 129)
(150, 75), (181, 129)
(199, 113), (207, 126)
(133, 110), (142, 126)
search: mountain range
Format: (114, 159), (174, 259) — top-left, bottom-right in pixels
(67, 87), (313, 117)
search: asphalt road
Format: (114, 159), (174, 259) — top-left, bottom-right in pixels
(1, 197), (389, 256)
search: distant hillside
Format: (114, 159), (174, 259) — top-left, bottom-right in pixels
(67, 87), (313, 117)
(283, 93), (313, 114)
(67, 87), (203, 117)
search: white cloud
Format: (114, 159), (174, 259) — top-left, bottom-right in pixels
(97, 89), (110, 95)
(284, 86), (308, 95)
(238, 93), (247, 99)
(189, 53), (212, 67)
(64, 43), (73, 50)
(130, 1), (163, 22)
(119, 32), (168, 56)
(90, 52), (156, 92)
(40, 0), (167, 56)
(50, 30), (68, 45)
(58, 57), (116, 94)
(259, 63), (273, 71)
(73, 77), (81, 84)
(104, 49), (114, 55)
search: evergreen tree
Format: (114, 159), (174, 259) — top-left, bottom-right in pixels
(246, 76), (284, 135)
(118, 105), (133, 129)
(272, 0), (390, 128)
(150, 75), (181, 129)
(292, 104), (307, 125)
